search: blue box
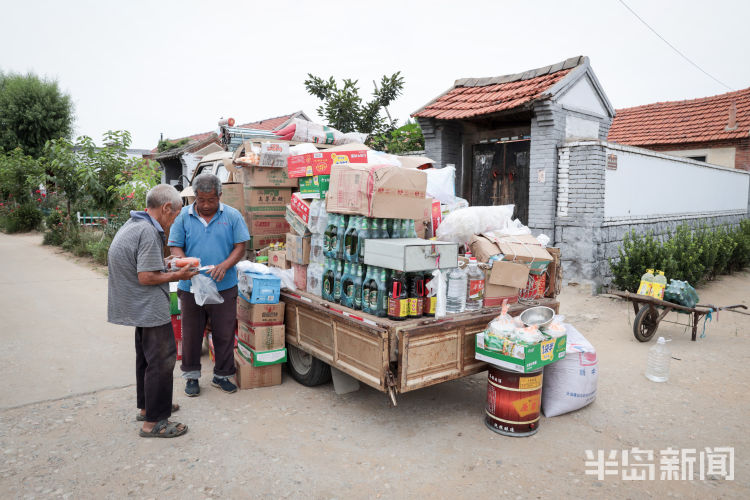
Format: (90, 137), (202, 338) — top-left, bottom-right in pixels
(238, 271), (281, 304)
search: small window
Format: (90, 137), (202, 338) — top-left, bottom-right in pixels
(687, 155), (707, 162)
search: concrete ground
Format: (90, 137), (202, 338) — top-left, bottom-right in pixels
(0, 232), (748, 499)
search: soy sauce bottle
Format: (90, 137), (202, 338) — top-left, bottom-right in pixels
(387, 271), (408, 321)
(407, 272), (424, 319)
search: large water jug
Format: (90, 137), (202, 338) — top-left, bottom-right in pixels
(446, 264), (467, 314)
(645, 337), (671, 382)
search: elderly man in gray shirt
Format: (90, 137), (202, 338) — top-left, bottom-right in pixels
(108, 184), (197, 438)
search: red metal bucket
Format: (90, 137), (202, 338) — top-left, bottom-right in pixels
(485, 365), (543, 437)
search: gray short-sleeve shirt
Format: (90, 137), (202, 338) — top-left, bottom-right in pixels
(107, 216), (170, 327)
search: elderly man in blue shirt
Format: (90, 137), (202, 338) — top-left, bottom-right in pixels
(168, 173), (250, 396)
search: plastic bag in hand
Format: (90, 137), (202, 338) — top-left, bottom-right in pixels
(191, 274), (224, 306)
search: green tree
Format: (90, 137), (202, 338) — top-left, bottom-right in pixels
(0, 71), (74, 158)
(304, 72), (404, 135)
(369, 120), (425, 154)
(0, 148), (44, 203)
(42, 138), (82, 215)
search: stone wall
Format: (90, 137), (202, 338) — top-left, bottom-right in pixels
(556, 141), (750, 288)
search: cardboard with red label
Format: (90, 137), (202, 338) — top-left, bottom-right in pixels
(238, 321), (285, 350)
(290, 192), (311, 224)
(243, 187), (293, 213)
(287, 150), (369, 178)
(326, 164), (428, 219)
(268, 249), (290, 269)
(236, 299), (285, 326)
(238, 165), (299, 188)
(244, 214), (290, 236)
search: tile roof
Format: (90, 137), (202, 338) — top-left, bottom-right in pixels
(412, 56), (585, 120)
(238, 112), (298, 131)
(608, 87), (750, 146)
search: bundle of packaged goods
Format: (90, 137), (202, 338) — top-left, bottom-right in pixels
(231, 140), (297, 254)
(235, 267), (286, 389)
(283, 157), (460, 319)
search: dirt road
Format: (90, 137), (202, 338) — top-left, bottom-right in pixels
(0, 232), (747, 499)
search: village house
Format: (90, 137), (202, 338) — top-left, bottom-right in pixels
(607, 87), (750, 171)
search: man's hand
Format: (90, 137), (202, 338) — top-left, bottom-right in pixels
(174, 266), (199, 281)
(209, 262), (230, 282)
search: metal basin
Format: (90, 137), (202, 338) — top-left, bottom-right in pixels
(519, 306), (555, 328)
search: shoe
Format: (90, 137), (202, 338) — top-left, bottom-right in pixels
(185, 379), (200, 397)
(211, 376), (237, 394)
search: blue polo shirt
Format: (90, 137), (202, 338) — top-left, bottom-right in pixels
(168, 202), (250, 292)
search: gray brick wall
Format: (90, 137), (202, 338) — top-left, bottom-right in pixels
(528, 101), (566, 234)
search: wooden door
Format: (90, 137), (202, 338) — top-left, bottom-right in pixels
(471, 140), (530, 224)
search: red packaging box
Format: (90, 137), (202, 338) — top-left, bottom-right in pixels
(290, 192), (311, 224)
(170, 314), (182, 361)
(287, 150), (369, 178)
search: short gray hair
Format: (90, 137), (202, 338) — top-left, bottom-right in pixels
(193, 173), (222, 196)
(146, 184), (182, 210)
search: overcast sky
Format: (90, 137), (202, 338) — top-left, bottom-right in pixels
(2, 0), (748, 149)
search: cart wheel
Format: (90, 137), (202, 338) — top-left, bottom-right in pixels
(633, 305), (659, 342)
(287, 344), (332, 386)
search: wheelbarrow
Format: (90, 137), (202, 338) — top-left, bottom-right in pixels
(610, 291), (748, 342)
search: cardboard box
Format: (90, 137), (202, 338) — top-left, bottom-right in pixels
(292, 263), (307, 290)
(287, 150), (369, 178)
(248, 233), (286, 250)
(285, 207), (311, 237)
(413, 197), (434, 239)
(286, 233), (311, 265)
(238, 271), (281, 304)
(470, 233), (552, 275)
(326, 164), (428, 219)
(298, 175), (330, 199)
(221, 183), (244, 211)
(484, 261), (529, 301)
(238, 166), (298, 188)
(268, 249), (290, 269)
(243, 187), (293, 213)
(234, 350), (282, 389)
(475, 331), (567, 373)
(545, 247), (562, 298)
(236, 300), (285, 326)
(238, 322), (285, 350)
(290, 192), (311, 224)
(244, 214), (290, 236)
(237, 340), (287, 367)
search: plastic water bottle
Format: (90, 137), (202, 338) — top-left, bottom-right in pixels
(465, 257), (485, 311)
(446, 264), (467, 314)
(645, 337), (671, 382)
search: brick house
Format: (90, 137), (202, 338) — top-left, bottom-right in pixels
(412, 56), (615, 236)
(607, 87), (750, 171)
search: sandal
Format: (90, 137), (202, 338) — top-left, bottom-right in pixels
(139, 419), (188, 438)
(136, 404), (180, 421)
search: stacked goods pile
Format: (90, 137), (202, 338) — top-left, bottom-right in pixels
(235, 268), (286, 389)
(285, 150), (459, 320)
(232, 140), (297, 255)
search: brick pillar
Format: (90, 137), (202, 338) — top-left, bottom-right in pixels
(528, 101), (565, 234)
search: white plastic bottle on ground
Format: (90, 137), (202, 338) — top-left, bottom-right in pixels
(645, 337), (671, 382)
(446, 264), (467, 314)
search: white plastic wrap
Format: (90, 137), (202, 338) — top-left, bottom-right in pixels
(433, 269), (448, 319)
(289, 143), (319, 156)
(269, 266), (295, 291)
(436, 205), (515, 244)
(236, 260), (272, 275)
(366, 150), (401, 167)
(425, 166), (456, 203)
(536, 234), (551, 247)
(286, 118), (368, 146)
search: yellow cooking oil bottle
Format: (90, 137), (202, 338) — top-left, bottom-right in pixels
(637, 269), (654, 296)
(650, 270), (667, 300)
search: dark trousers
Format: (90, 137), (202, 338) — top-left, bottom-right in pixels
(135, 323), (176, 422)
(178, 286), (238, 377)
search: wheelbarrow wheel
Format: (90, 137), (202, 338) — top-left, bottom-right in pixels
(633, 305), (659, 342)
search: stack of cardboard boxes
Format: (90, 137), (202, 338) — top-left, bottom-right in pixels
(235, 269), (287, 389)
(231, 141), (298, 257)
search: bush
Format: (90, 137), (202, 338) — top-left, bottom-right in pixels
(3, 203), (43, 233)
(610, 220), (750, 291)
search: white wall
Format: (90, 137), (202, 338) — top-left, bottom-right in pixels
(604, 144), (749, 219)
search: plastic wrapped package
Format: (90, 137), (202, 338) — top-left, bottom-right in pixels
(436, 205), (515, 244)
(276, 118), (367, 146)
(424, 165), (456, 203)
(268, 266), (295, 291)
(485, 301), (515, 350)
(236, 260), (272, 275)
(433, 269), (448, 319)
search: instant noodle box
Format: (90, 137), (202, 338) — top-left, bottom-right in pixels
(298, 175), (330, 199)
(475, 331), (566, 373)
(287, 150), (369, 178)
(236, 300), (285, 326)
(237, 340), (287, 367)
